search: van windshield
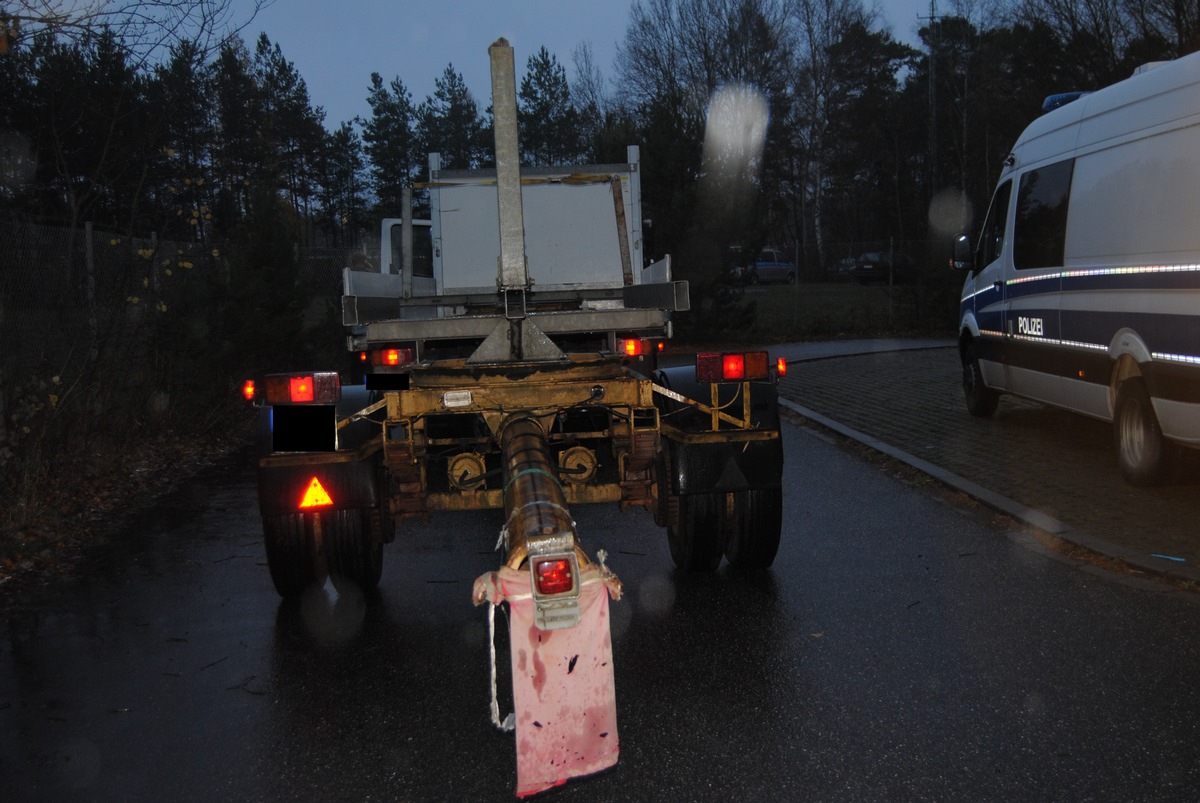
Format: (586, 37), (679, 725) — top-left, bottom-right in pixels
(978, 180), (1012, 268)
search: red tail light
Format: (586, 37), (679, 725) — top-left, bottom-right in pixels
(696, 351), (771, 382)
(241, 379), (256, 402)
(723, 353), (745, 380)
(264, 372), (340, 405)
(290, 375), (314, 402)
(776, 357), (788, 378)
(534, 557), (575, 596)
(367, 347), (414, 368)
(620, 338), (644, 357)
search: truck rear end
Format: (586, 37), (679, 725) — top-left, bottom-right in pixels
(248, 38), (784, 797)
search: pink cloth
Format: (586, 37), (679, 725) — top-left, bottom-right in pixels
(475, 564), (620, 797)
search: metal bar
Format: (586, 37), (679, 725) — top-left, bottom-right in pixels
(611, 178), (633, 286)
(488, 39), (528, 293)
(360, 307), (669, 343)
(652, 382), (764, 430)
(401, 185), (413, 298)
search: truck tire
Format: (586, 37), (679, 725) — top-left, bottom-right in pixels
(1114, 379), (1174, 486)
(653, 449), (678, 528)
(326, 508), (383, 592)
(263, 513), (321, 598)
(725, 487), (782, 570)
(963, 343), (999, 417)
(668, 492), (725, 571)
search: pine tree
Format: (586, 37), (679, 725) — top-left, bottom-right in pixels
(418, 63), (484, 169)
(362, 72), (418, 214)
(518, 46), (582, 165)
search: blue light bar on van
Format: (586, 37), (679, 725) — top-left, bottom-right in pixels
(1042, 91), (1091, 112)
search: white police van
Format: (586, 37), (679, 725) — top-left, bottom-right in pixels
(954, 52), (1200, 485)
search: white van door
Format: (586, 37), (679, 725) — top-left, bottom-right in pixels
(1001, 158), (1074, 405)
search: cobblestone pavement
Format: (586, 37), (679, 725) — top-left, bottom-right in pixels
(775, 343), (1200, 585)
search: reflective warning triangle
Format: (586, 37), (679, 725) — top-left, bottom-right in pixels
(299, 477), (333, 508)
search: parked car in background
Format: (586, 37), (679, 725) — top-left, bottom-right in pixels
(829, 256), (856, 278)
(851, 251), (911, 284)
(732, 248), (797, 284)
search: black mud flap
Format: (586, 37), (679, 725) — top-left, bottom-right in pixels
(666, 436), (783, 495)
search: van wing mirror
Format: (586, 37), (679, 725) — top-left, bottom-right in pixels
(951, 234), (973, 271)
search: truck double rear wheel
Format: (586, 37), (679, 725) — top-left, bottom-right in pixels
(667, 488), (783, 572)
(326, 508), (384, 592)
(263, 513), (322, 598)
(263, 507), (385, 598)
(724, 488), (782, 570)
(668, 492), (726, 571)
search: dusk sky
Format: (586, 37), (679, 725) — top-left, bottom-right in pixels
(230, 0), (933, 130)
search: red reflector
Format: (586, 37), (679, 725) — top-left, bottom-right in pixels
(242, 380), (256, 402)
(290, 375), (314, 402)
(299, 477), (333, 509)
(723, 353), (745, 381)
(534, 558), (575, 595)
(696, 352), (722, 382)
(776, 357), (788, 378)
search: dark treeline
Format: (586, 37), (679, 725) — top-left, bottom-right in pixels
(2, 0), (1199, 274)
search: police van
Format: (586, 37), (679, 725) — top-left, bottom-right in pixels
(954, 52), (1200, 485)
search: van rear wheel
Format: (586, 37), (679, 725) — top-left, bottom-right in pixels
(963, 344), (999, 417)
(1114, 379), (1175, 486)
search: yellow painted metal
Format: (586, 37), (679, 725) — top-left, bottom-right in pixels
(361, 355), (777, 524)
(335, 398), (386, 431)
(385, 358), (653, 436)
(654, 380), (762, 430)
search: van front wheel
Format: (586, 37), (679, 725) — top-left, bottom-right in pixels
(1114, 379), (1174, 486)
(963, 344), (999, 417)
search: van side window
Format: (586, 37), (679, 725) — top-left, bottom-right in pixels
(978, 179), (1012, 267)
(1013, 158), (1074, 270)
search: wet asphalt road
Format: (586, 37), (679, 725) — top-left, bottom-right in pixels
(3, 422), (1200, 801)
